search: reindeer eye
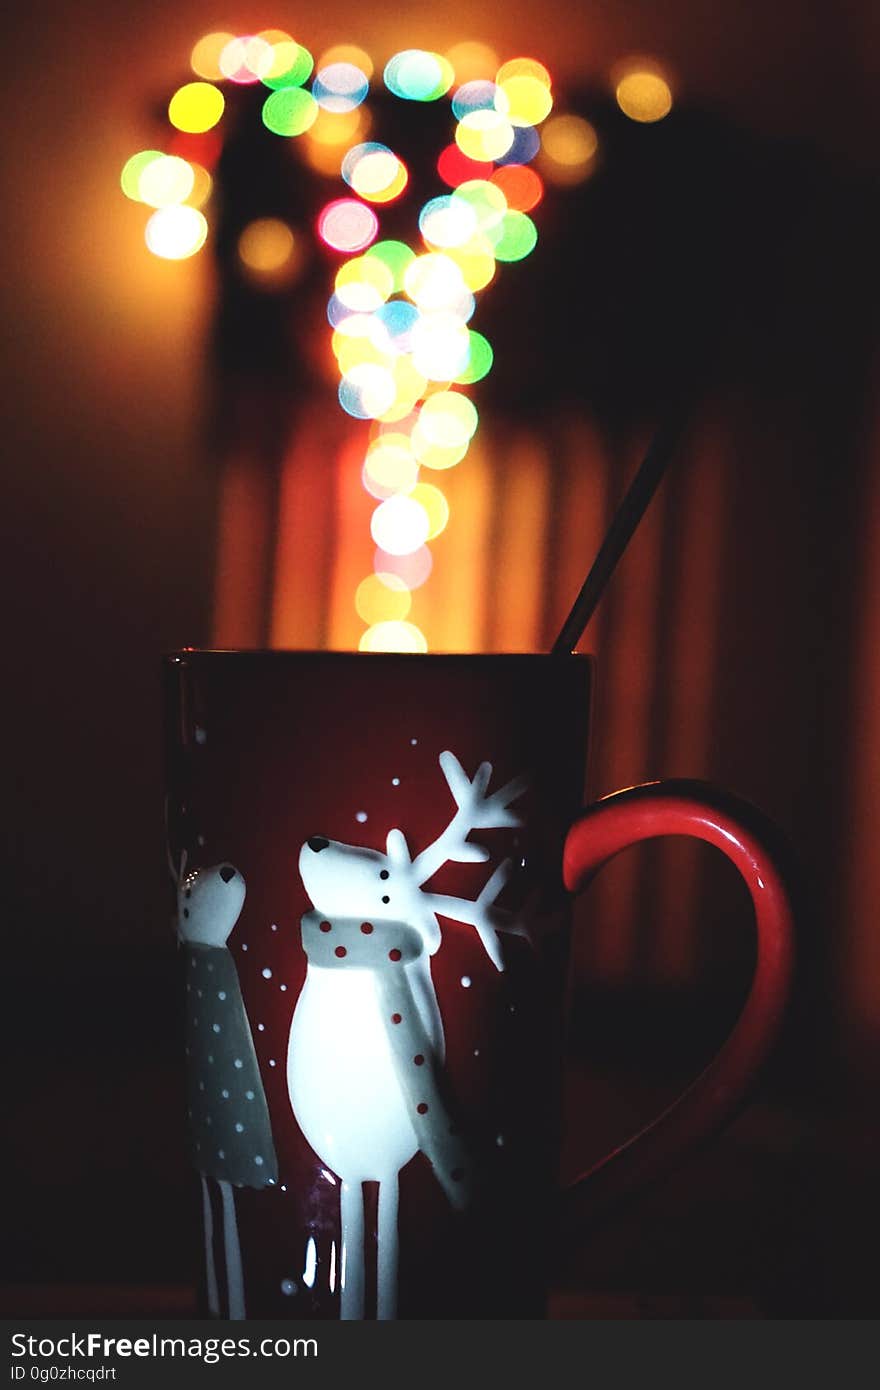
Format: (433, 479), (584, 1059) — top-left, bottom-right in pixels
(381, 895), (390, 904)
(379, 870), (389, 881)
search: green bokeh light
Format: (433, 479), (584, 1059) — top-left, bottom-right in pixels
(262, 86), (318, 137)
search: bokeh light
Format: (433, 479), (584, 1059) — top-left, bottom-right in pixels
(342, 143), (408, 202)
(355, 572), (412, 624)
(365, 239), (416, 290)
(371, 494), (432, 555)
(190, 31), (235, 81)
(317, 44), (375, 78)
(409, 482), (450, 539)
(455, 109), (515, 161)
(419, 194), (478, 249)
(455, 330), (493, 384)
(318, 198), (379, 253)
(362, 437), (420, 499)
(120, 150), (162, 201)
(416, 391), (478, 449)
(374, 545), (433, 589)
(437, 144), (494, 188)
(238, 218), (299, 284)
(219, 35), (274, 84)
(168, 82), (225, 134)
(359, 620), (428, 653)
(184, 163), (213, 209)
(445, 41), (499, 84)
(385, 50), (453, 102)
(614, 62), (673, 123)
(452, 80), (501, 120)
(539, 113), (598, 184)
(262, 86), (319, 136)
(489, 210), (538, 262)
(137, 155), (194, 208)
(490, 165), (543, 212)
(339, 363), (397, 419)
(260, 37), (314, 89)
(495, 124), (541, 166)
(496, 75), (552, 126)
(145, 205), (208, 259)
(313, 62), (370, 113)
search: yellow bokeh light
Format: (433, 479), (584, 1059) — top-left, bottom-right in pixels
(335, 255), (395, 310)
(496, 57), (552, 88)
(355, 573), (411, 624)
(359, 620), (428, 653)
(349, 149), (407, 202)
(409, 482), (450, 539)
(333, 326), (391, 374)
(377, 357), (429, 422)
(308, 106), (367, 148)
(410, 429), (469, 470)
(184, 163), (213, 209)
(238, 218), (296, 274)
(496, 75), (553, 126)
(317, 43), (374, 78)
(138, 155), (194, 208)
(191, 31), (235, 80)
(145, 206), (208, 259)
(168, 82), (225, 134)
(445, 41), (499, 84)
(539, 114), (598, 185)
(403, 253), (467, 311)
(444, 237), (496, 292)
(416, 391), (478, 449)
(455, 109), (515, 161)
(411, 312), (471, 382)
(614, 63), (673, 123)
(363, 439), (419, 498)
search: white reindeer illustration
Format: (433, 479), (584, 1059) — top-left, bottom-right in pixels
(287, 750), (528, 1320)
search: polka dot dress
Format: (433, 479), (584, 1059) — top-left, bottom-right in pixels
(185, 944), (278, 1188)
(301, 911), (473, 1207)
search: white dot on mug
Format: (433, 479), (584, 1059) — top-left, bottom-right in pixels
(257, 1023), (265, 1032)
(461, 976), (472, 988)
(241, 943), (248, 951)
(355, 811), (368, 823)
(280, 984), (287, 992)
(234, 1058), (243, 1069)
(262, 967), (272, 979)
(410, 738), (418, 745)
(392, 777), (400, 787)
(269, 1059), (276, 1067)
(281, 1279), (297, 1296)
(271, 923), (278, 932)
(496, 1134), (505, 1147)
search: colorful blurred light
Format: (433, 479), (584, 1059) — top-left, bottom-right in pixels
(615, 64), (673, 122)
(145, 205), (208, 259)
(452, 80), (501, 119)
(318, 198), (379, 252)
(490, 165), (543, 212)
(137, 154), (195, 207)
(355, 572), (412, 624)
(436, 144), (494, 188)
(445, 41), (499, 84)
(313, 62), (370, 112)
(365, 239), (416, 290)
(359, 620), (428, 653)
(384, 50), (453, 102)
(219, 35), (274, 84)
(120, 150), (162, 201)
(419, 194), (479, 249)
(190, 31), (235, 81)
(409, 482), (450, 539)
(496, 75), (552, 126)
(374, 545), (433, 589)
(342, 143), (408, 202)
(262, 86), (319, 136)
(317, 44), (375, 79)
(494, 124), (541, 166)
(362, 437), (420, 499)
(416, 391), (478, 448)
(371, 494), (431, 554)
(489, 210), (538, 261)
(539, 113), (598, 183)
(260, 37), (314, 89)
(238, 218), (298, 281)
(455, 109), (515, 161)
(455, 330), (493, 384)
(168, 82), (225, 134)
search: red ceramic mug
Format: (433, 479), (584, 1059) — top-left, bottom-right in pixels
(163, 651), (794, 1320)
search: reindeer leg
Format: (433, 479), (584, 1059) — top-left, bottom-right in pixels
(218, 1179), (246, 1320)
(200, 1174), (220, 1317)
(339, 1180), (365, 1320)
(376, 1172), (400, 1321)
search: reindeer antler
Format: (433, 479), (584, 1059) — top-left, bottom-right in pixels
(412, 752), (527, 887)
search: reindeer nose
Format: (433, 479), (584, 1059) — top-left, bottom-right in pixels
(219, 864), (236, 883)
(307, 836), (330, 853)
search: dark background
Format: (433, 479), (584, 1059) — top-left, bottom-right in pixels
(2, 0), (878, 1317)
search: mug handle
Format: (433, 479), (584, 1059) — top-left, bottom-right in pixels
(561, 778), (795, 1223)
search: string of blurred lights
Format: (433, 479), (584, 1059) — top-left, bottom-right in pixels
(120, 31), (673, 653)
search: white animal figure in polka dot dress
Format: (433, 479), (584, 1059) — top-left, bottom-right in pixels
(287, 750), (528, 1320)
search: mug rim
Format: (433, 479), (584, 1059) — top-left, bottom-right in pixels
(165, 649), (594, 666)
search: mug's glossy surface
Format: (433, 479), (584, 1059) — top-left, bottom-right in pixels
(164, 651), (794, 1320)
(165, 652), (592, 1319)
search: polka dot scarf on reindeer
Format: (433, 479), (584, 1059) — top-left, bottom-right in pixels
(300, 910), (474, 1207)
